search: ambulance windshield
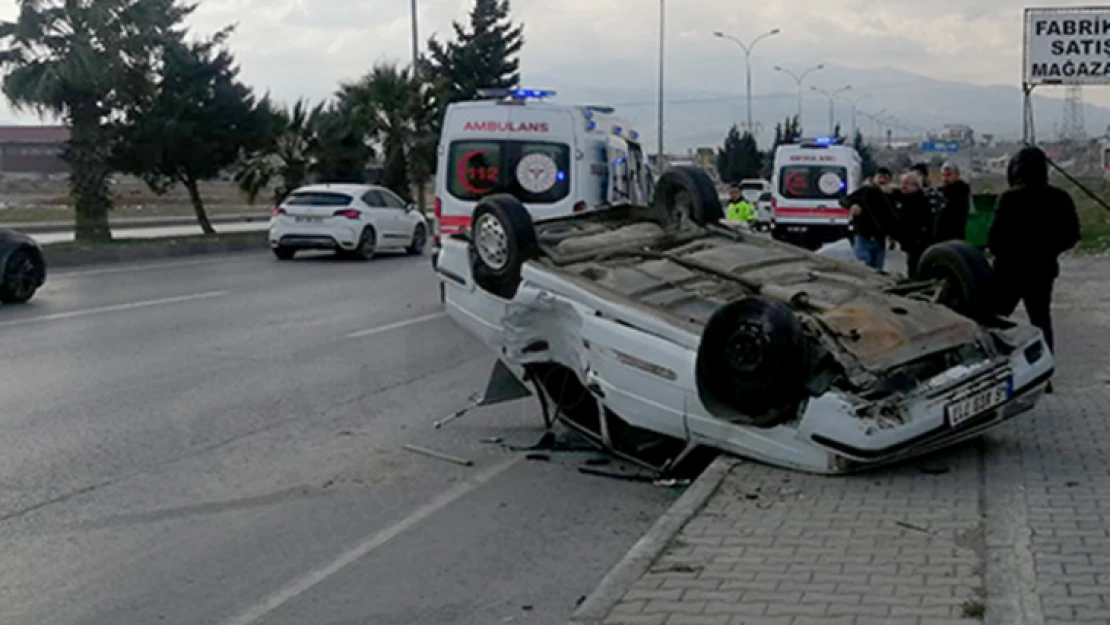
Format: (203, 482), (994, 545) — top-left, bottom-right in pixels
(779, 165), (848, 200)
(447, 140), (571, 203)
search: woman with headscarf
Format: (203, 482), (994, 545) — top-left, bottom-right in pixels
(989, 146), (1081, 366)
(892, 171), (933, 279)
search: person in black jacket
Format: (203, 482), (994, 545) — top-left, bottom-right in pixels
(936, 162), (972, 242)
(845, 167), (897, 269)
(989, 146), (1081, 360)
(892, 172), (934, 278)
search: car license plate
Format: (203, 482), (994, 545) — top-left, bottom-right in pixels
(945, 379), (1011, 427)
(294, 216), (322, 224)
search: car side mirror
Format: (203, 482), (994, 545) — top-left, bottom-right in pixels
(406, 203), (415, 212)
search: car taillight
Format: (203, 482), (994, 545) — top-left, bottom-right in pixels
(333, 209), (361, 219)
(272, 207), (286, 216)
(434, 196), (442, 219)
(573, 201), (587, 213)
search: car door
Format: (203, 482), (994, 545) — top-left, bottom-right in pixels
(376, 189), (414, 243)
(359, 190), (401, 244)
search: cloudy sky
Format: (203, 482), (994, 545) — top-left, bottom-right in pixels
(0, 0), (1103, 126)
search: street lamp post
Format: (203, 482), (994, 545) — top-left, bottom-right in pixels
(811, 85), (851, 135)
(860, 109), (886, 143)
(713, 28), (781, 134)
(838, 93), (871, 139)
(773, 64), (823, 128)
(658, 0), (665, 160)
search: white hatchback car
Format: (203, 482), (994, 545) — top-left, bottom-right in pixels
(269, 184), (429, 260)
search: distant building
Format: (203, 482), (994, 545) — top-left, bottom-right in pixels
(0, 126), (70, 175)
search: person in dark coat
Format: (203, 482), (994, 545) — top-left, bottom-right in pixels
(845, 167), (898, 269)
(911, 162), (947, 230)
(892, 171), (933, 279)
(936, 162), (972, 242)
(989, 146), (1081, 363)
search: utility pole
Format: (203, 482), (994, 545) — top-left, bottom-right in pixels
(714, 28), (781, 134)
(410, 0), (417, 78)
(774, 64), (823, 129)
(657, 0), (665, 161)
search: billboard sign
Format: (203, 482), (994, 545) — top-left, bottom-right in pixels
(1024, 7), (1110, 85)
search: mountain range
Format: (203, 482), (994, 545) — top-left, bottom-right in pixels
(526, 59), (1110, 153)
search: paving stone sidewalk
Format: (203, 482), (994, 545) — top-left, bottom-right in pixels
(582, 256), (1110, 625)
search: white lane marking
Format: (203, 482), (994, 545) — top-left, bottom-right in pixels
(0, 291), (230, 329)
(346, 311), (447, 338)
(220, 455), (523, 625)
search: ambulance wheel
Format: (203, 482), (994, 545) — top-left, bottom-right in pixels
(917, 240), (995, 322)
(651, 166), (724, 229)
(469, 194), (538, 300)
(695, 297), (809, 428)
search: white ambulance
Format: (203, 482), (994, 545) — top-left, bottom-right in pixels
(432, 89), (652, 253)
(770, 138), (861, 250)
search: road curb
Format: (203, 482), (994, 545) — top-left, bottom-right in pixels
(9, 212), (271, 234)
(43, 233), (270, 268)
(566, 456), (737, 625)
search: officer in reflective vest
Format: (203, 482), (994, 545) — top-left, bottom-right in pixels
(726, 185), (756, 223)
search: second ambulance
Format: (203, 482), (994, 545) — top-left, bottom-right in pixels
(769, 138), (862, 250)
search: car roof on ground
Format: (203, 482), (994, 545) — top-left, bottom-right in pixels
(289, 184), (392, 196)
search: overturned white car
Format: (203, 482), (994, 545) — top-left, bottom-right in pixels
(433, 167), (1054, 474)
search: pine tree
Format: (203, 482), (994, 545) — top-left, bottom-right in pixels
(425, 0), (524, 103)
(716, 125), (763, 183)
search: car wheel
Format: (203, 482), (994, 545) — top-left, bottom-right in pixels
(469, 194), (538, 299)
(273, 246), (296, 261)
(650, 166), (724, 229)
(0, 248), (42, 304)
(695, 297), (810, 428)
(916, 240), (995, 322)
(407, 224), (427, 255)
(346, 226), (376, 261)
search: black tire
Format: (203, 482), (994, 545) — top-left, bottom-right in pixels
(469, 194), (538, 299)
(916, 240), (995, 322)
(345, 226), (376, 261)
(273, 246), (296, 261)
(406, 223), (427, 255)
(695, 298), (810, 428)
(650, 166), (725, 229)
(0, 248), (42, 304)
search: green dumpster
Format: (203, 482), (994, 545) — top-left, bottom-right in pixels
(964, 193), (998, 248)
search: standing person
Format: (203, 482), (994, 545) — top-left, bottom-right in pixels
(911, 162), (947, 221)
(936, 162), (972, 242)
(845, 167), (897, 269)
(893, 171), (933, 278)
(725, 185), (754, 223)
(989, 146), (1080, 370)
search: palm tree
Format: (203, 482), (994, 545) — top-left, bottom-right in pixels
(339, 62), (418, 202)
(0, 0), (191, 241)
(235, 99), (321, 205)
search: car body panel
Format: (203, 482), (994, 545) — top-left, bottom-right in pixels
(434, 212), (1054, 474)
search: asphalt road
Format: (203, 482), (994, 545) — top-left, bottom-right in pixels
(0, 250), (677, 625)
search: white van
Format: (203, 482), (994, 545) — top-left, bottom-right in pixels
(738, 179), (771, 203)
(432, 89), (652, 252)
(770, 139), (861, 250)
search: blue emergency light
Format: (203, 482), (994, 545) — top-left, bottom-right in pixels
(512, 88), (556, 99)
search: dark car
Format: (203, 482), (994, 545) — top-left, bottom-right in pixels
(0, 229), (46, 303)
